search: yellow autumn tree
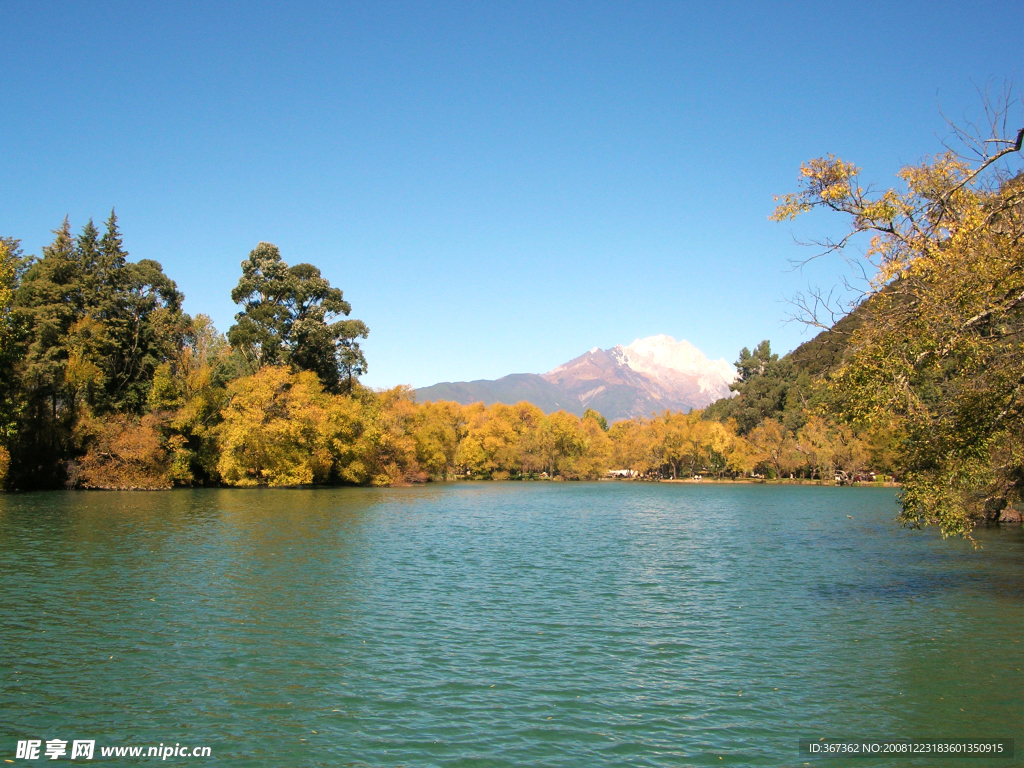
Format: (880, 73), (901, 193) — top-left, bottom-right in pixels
(572, 415), (613, 479)
(747, 418), (800, 478)
(773, 99), (1024, 534)
(455, 403), (518, 477)
(455, 401), (545, 478)
(411, 400), (469, 479)
(795, 415), (838, 481)
(608, 418), (652, 474)
(701, 417), (739, 477)
(533, 410), (588, 478)
(149, 315), (234, 484)
(76, 413), (173, 489)
(217, 366), (332, 486)
(342, 386), (422, 486)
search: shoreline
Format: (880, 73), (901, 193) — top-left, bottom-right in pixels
(657, 477), (902, 487)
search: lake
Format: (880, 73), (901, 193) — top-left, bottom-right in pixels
(1, 483), (1022, 766)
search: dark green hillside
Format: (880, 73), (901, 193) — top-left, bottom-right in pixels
(702, 297), (872, 435)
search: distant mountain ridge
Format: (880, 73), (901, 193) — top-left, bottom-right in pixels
(415, 335), (736, 422)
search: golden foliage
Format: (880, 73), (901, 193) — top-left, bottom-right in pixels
(65, 355), (889, 491)
(334, 386), (423, 486)
(411, 400), (469, 478)
(217, 366), (333, 486)
(773, 112), (1024, 535)
(77, 413), (173, 489)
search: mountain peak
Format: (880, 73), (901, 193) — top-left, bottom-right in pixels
(418, 335), (736, 422)
(619, 335), (703, 370)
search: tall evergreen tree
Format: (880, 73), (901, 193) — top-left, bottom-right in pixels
(76, 219), (101, 293)
(98, 209), (128, 293)
(17, 218), (81, 406)
(10, 214), (191, 486)
(12, 219), (84, 484)
(0, 238), (28, 478)
(228, 242), (369, 393)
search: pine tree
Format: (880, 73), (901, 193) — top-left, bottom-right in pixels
(11, 215), (192, 486)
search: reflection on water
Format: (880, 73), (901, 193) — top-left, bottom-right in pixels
(1, 484), (1022, 767)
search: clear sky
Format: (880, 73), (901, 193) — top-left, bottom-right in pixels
(2, 1), (1020, 388)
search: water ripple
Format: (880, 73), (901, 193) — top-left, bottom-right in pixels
(1, 484), (1022, 766)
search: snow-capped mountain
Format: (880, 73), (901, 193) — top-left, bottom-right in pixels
(415, 335), (737, 422)
(609, 335), (736, 403)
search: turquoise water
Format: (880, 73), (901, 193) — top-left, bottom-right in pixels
(1, 483), (1022, 766)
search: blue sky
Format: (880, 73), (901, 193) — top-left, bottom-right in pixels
(2, 1), (1020, 388)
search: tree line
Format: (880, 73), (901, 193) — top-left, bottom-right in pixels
(0, 204), (990, 507)
(0, 217), (885, 490)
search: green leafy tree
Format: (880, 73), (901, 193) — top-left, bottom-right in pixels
(735, 340), (777, 382)
(228, 242), (369, 392)
(12, 219), (84, 484)
(582, 408), (608, 431)
(18, 213), (186, 415)
(705, 340), (806, 434)
(104, 255), (189, 413)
